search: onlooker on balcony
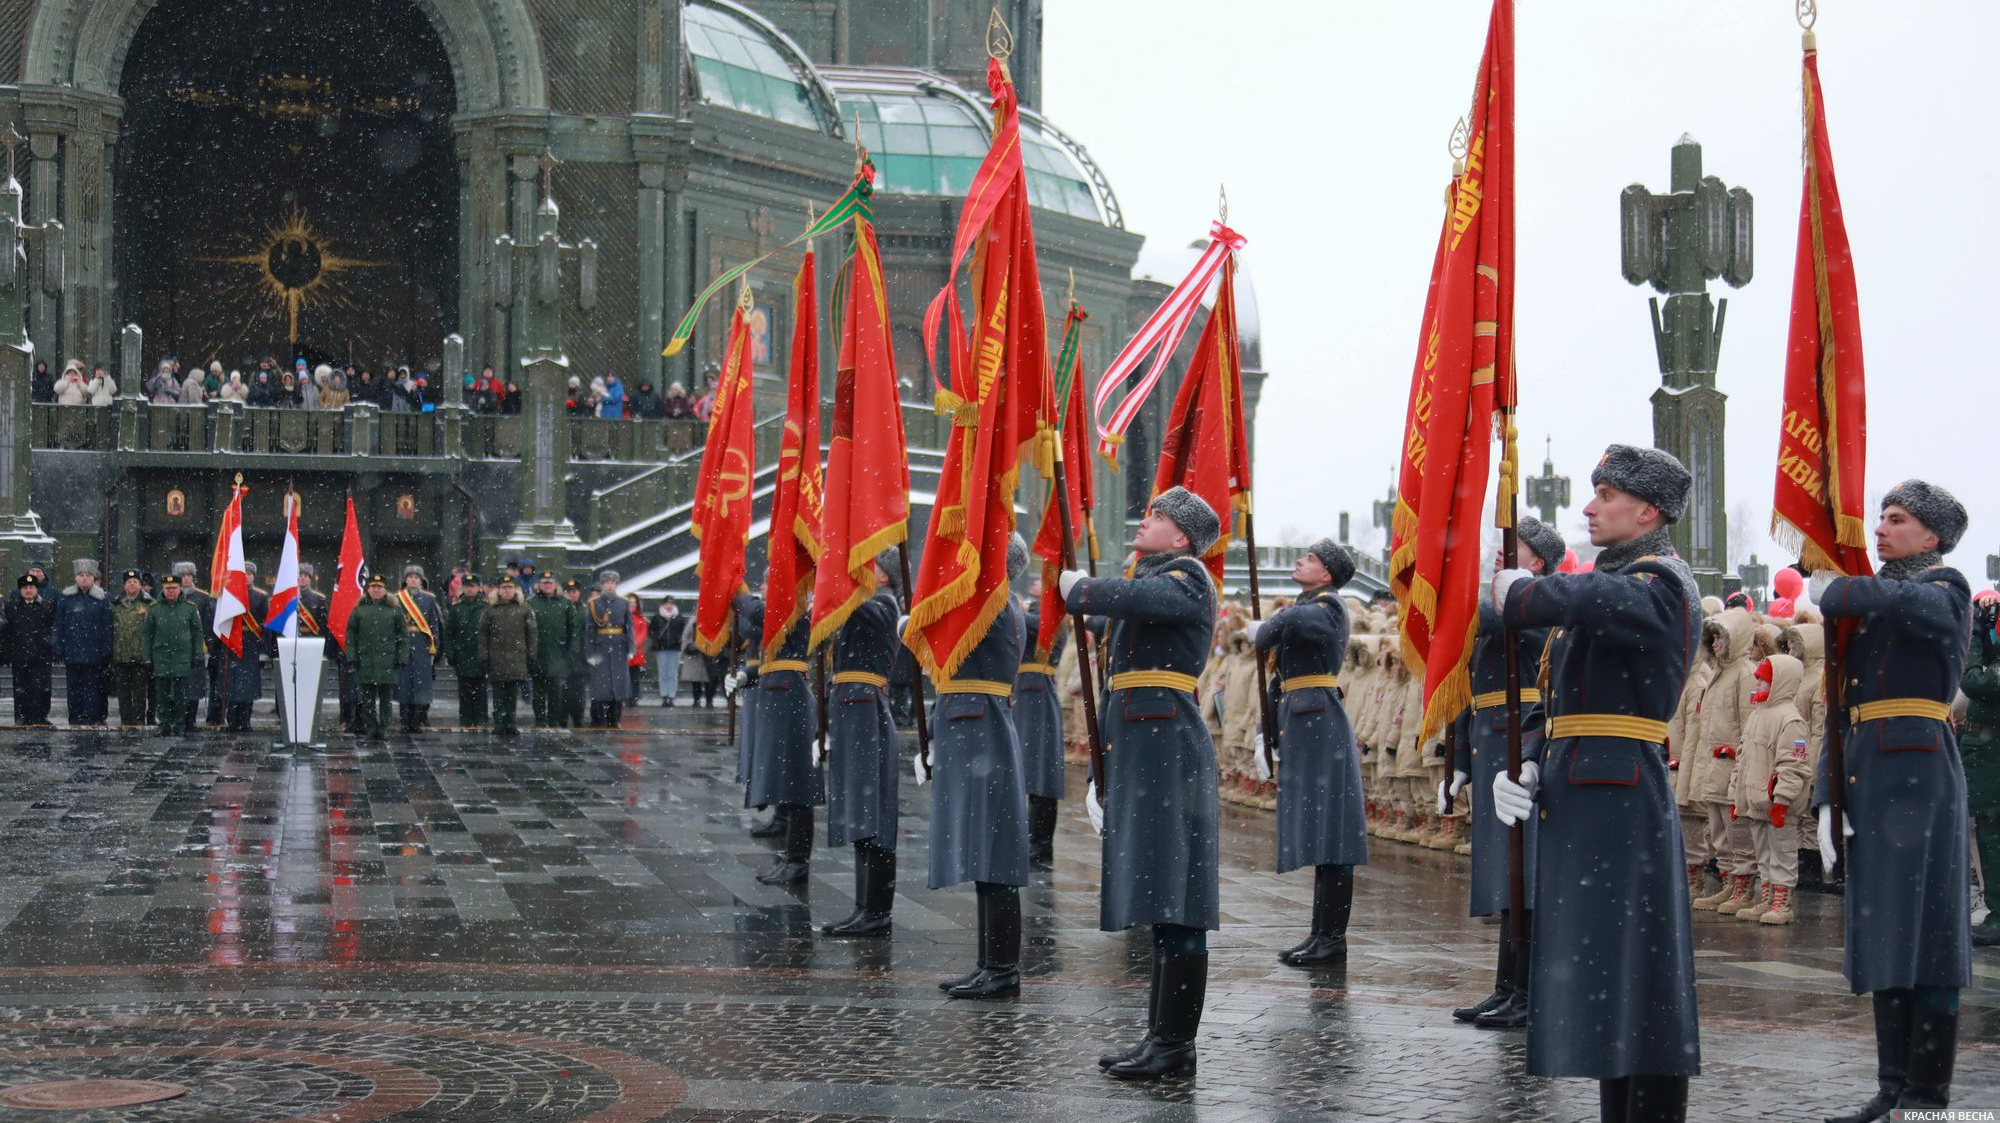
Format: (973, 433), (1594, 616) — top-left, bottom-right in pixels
(304, 365), (329, 410)
(30, 359), (53, 404)
(86, 366), (115, 407)
(320, 371), (350, 410)
(148, 361), (181, 405)
(410, 374), (434, 413)
(202, 361), (223, 400)
(565, 377), (592, 417)
(502, 379), (522, 414)
(219, 370), (249, 404)
(630, 379), (665, 419)
(247, 369), (278, 408)
(54, 361), (88, 405)
(277, 371), (301, 408)
(353, 368), (377, 405)
(468, 368), (498, 414)
(180, 364), (207, 404)
(663, 382), (696, 420)
(597, 373), (626, 419)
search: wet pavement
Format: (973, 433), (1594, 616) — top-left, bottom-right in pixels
(0, 702), (1989, 1121)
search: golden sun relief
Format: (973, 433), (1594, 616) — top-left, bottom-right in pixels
(197, 205), (385, 349)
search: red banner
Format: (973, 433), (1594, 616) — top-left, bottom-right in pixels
(692, 296), (758, 656)
(1031, 300), (1096, 659)
(811, 187), (911, 650)
(904, 59), (1053, 679)
(763, 250), (824, 661)
(328, 496), (365, 651)
(1389, 0), (1515, 740)
(1771, 41), (1871, 578)
(1150, 259), (1250, 586)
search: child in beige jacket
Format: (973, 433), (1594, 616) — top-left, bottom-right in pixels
(1726, 653), (1812, 924)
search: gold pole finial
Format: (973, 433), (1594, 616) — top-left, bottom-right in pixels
(1797, 0), (1817, 29)
(987, 7), (1015, 63)
(234, 472), (244, 489)
(737, 276), (754, 311)
(1066, 267), (1075, 307)
(1448, 116), (1470, 176)
(1218, 183), (1228, 224)
(805, 200), (817, 254)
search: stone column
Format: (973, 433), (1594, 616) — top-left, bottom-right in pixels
(0, 144), (54, 579)
(440, 333), (466, 457)
(25, 131), (57, 362)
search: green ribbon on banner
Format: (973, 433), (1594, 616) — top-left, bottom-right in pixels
(1052, 303), (1084, 431)
(663, 171), (875, 357)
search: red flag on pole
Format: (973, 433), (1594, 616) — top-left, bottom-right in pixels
(810, 171), (911, 650)
(1771, 31), (1871, 578)
(329, 496), (365, 651)
(1031, 298), (1096, 659)
(903, 58), (1053, 679)
(210, 483), (250, 658)
(692, 290), (758, 656)
(1389, 0), (1516, 739)
(1149, 258), (1251, 586)
(762, 249), (824, 661)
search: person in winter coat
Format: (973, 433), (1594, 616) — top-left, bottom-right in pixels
(144, 575), (205, 736)
(109, 569), (155, 725)
(85, 366), (114, 406)
(1689, 608), (1760, 915)
(247, 369), (277, 407)
(677, 614), (713, 708)
(1781, 618), (1828, 876)
(651, 599), (686, 705)
(54, 362), (88, 405)
(345, 575), (408, 739)
(54, 559), (114, 725)
(528, 573), (578, 726)
(217, 371), (247, 403)
(629, 380), (665, 419)
(442, 579), (489, 729)
(597, 374), (625, 419)
(30, 359), (52, 403)
(565, 376), (591, 417)
(149, 361), (182, 404)
(501, 379), (523, 414)
(1, 573), (57, 724)
(625, 594), (649, 701)
(179, 366), (207, 404)
(1669, 611), (1720, 898)
(302, 365), (326, 410)
(663, 382), (697, 420)
(1727, 653), (1811, 925)
(320, 372), (350, 410)
(477, 575), (537, 735)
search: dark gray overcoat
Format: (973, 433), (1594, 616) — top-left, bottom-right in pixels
(1014, 603), (1066, 800)
(1065, 552), (1219, 932)
(1451, 602), (1548, 916)
(744, 603), (821, 809)
(1501, 536), (1702, 1080)
(393, 588), (444, 706)
(219, 588), (271, 704)
(827, 591), (901, 850)
(584, 592), (635, 701)
(926, 601), (1029, 889)
(732, 594), (762, 786)
(1256, 586), (1367, 872)
(1813, 565), (1973, 995)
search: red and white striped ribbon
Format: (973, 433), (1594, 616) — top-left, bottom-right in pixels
(1092, 221), (1246, 459)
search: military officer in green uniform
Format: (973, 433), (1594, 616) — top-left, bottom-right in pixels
(528, 574), (576, 727)
(444, 574), (490, 728)
(344, 574), (408, 740)
(110, 569), (154, 726)
(1964, 589), (2000, 946)
(144, 575), (205, 736)
(564, 578), (591, 727)
(479, 575), (537, 735)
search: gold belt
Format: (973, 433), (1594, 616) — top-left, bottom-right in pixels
(596, 628), (626, 635)
(1017, 662), (1056, 676)
(937, 677), (1013, 698)
(745, 659), (761, 668)
(1108, 670), (1199, 694)
(833, 671), (887, 688)
(1850, 698), (1951, 724)
(1548, 714), (1669, 743)
(1281, 674), (1339, 693)
(763, 659), (810, 674)
(1473, 688), (1542, 710)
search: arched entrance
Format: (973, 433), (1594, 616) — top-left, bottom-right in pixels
(117, 0), (458, 366)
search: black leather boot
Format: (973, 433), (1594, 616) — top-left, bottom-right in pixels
(946, 884), (1020, 999)
(824, 842), (893, 937)
(1598, 1077), (1631, 1123)
(1280, 864), (1350, 966)
(1895, 996), (1958, 1112)
(1107, 950), (1204, 1080)
(1029, 795), (1056, 869)
(1474, 909), (1531, 1028)
(1099, 953), (1163, 1068)
(1454, 908), (1513, 1021)
(755, 806), (812, 884)
(1827, 989), (1910, 1123)
(1624, 1074), (1687, 1122)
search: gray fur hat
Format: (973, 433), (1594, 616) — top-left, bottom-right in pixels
(597, 569), (620, 585)
(1881, 480), (1968, 554)
(298, 562), (317, 578)
(72, 558), (100, 577)
(876, 548), (904, 596)
(243, 560), (258, 577)
(171, 560), (197, 577)
(1150, 486), (1222, 557)
(1006, 532), (1030, 582)
(1516, 515), (1567, 573)
(1591, 444), (1692, 522)
(403, 564), (425, 580)
(1306, 538), (1355, 589)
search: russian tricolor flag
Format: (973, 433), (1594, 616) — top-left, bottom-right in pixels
(265, 493), (302, 638)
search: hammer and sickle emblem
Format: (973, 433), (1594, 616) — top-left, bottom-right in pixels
(717, 448), (752, 503)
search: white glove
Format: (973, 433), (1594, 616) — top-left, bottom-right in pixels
(1438, 769), (1469, 815)
(722, 672), (738, 698)
(1492, 760), (1540, 827)
(1253, 733), (1273, 782)
(1058, 569), (1088, 599)
(812, 738), (827, 767)
(896, 615), (910, 634)
(1241, 619), (1263, 645)
(1085, 780), (1105, 836)
(1809, 568), (1838, 603)
(1817, 808), (1854, 871)
(1491, 567), (1532, 608)
(912, 751), (931, 786)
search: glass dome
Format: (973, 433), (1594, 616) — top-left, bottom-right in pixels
(683, 1), (832, 132)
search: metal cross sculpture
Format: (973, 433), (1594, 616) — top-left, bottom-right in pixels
(1523, 436), (1570, 530)
(0, 124), (63, 348)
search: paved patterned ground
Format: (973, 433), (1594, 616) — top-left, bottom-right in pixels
(0, 701), (1988, 1121)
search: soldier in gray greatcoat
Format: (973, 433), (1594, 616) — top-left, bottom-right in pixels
(1248, 536), (1365, 969)
(393, 565), (444, 733)
(740, 588), (822, 885)
(584, 571), (636, 727)
(218, 561), (271, 732)
(1446, 515), (1561, 1029)
(819, 553), (904, 938)
(1812, 481), (1973, 1123)
(728, 591), (765, 800)
(1016, 579), (1066, 869)
(1492, 445), (1702, 1123)
(929, 533), (1032, 1000)
(1059, 487), (1220, 1082)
